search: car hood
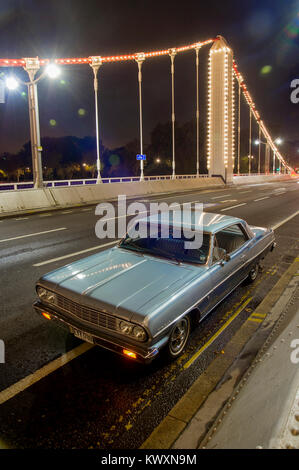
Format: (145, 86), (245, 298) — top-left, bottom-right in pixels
(40, 247), (203, 322)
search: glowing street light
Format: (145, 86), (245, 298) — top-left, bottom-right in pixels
(5, 76), (19, 90)
(45, 63), (61, 79)
(275, 137), (283, 145)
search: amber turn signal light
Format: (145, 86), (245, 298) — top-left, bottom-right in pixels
(42, 312), (52, 320)
(123, 349), (137, 360)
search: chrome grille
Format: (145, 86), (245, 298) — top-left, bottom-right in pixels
(56, 294), (117, 331)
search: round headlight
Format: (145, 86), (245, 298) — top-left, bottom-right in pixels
(37, 287), (48, 301)
(119, 321), (133, 335)
(133, 325), (147, 342)
(46, 291), (57, 305)
(37, 287), (57, 305)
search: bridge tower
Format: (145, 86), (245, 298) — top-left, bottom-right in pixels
(207, 36), (234, 183)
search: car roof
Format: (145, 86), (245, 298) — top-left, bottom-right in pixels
(138, 211), (245, 234)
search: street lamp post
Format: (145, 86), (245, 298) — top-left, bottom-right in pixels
(24, 58), (43, 189)
(6, 58), (60, 189)
(90, 56), (102, 183)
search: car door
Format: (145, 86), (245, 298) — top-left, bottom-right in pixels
(208, 224), (251, 310)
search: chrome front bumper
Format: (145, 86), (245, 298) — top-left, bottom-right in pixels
(34, 301), (160, 363)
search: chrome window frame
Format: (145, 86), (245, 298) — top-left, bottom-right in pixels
(210, 222), (252, 265)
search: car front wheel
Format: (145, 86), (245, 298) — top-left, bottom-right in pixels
(167, 316), (190, 359)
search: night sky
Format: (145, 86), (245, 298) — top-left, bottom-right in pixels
(0, 0), (298, 166)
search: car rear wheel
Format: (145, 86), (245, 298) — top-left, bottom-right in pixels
(247, 263), (259, 283)
(167, 316), (190, 359)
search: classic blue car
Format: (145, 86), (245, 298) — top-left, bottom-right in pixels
(34, 212), (275, 362)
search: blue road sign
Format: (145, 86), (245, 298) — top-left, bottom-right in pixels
(136, 154), (146, 160)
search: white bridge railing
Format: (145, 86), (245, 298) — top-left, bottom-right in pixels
(0, 174), (211, 191)
(233, 173), (287, 176)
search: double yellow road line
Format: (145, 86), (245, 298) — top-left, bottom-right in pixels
(183, 297), (253, 369)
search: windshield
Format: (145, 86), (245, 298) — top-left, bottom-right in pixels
(119, 225), (211, 265)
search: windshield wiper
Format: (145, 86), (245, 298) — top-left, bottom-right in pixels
(150, 248), (183, 264)
(119, 242), (145, 254)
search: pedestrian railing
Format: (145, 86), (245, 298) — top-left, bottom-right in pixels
(233, 173), (287, 176)
(0, 174), (210, 191)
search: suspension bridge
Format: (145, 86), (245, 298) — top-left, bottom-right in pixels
(0, 36), (299, 452)
(0, 35), (294, 192)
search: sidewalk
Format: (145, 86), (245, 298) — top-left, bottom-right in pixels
(177, 266), (299, 449)
(141, 258), (299, 449)
(202, 277), (299, 449)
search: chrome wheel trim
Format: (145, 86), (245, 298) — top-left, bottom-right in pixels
(169, 318), (190, 356)
(250, 264), (258, 280)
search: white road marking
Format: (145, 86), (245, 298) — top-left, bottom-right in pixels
(238, 190), (251, 194)
(271, 210), (299, 230)
(104, 210), (148, 221)
(211, 194), (231, 199)
(0, 343), (93, 405)
(33, 240), (120, 267)
(141, 189), (229, 202)
(141, 193), (188, 201)
(220, 199), (237, 203)
(220, 203), (247, 212)
(15, 217), (29, 220)
(254, 196), (269, 202)
(39, 213), (53, 217)
(61, 210), (73, 214)
(81, 208), (92, 212)
(182, 200), (201, 205)
(0, 227), (67, 244)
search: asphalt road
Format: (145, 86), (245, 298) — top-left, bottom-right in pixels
(0, 179), (298, 448)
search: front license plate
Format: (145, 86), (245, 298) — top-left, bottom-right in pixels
(70, 327), (94, 344)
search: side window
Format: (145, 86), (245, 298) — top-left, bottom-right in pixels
(212, 238), (226, 263)
(214, 224), (249, 255)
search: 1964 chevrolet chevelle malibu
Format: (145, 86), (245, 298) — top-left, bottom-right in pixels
(34, 212), (275, 363)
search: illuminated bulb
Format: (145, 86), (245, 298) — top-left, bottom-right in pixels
(6, 76), (19, 90)
(46, 63), (60, 79)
